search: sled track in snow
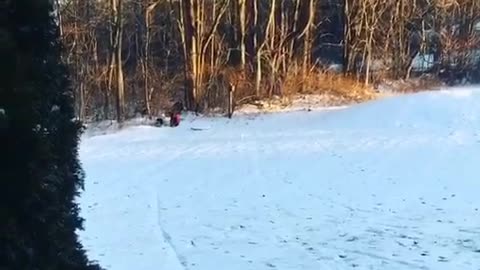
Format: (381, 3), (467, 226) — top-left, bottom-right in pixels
(156, 193), (190, 270)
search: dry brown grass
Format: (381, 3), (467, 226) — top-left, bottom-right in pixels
(376, 75), (443, 93)
(171, 66), (379, 114)
(217, 67), (377, 106)
(220, 68), (379, 112)
(282, 70), (377, 103)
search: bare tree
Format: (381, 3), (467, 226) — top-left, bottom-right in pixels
(57, 0), (480, 121)
(106, 0), (126, 122)
(177, 0), (229, 110)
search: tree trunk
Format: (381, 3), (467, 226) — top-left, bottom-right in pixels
(238, 0), (246, 69)
(179, 0), (228, 111)
(143, 0), (160, 116)
(302, 0), (314, 91)
(253, 0), (261, 97)
(178, 0), (197, 110)
(109, 0), (125, 122)
(342, 0), (351, 74)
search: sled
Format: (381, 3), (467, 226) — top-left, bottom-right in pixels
(190, 127), (210, 131)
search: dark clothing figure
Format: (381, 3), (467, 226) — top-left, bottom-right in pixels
(170, 112), (181, 127)
(172, 101), (183, 114)
(155, 117), (164, 127)
(169, 101), (183, 127)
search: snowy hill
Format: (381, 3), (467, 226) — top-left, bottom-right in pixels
(79, 87), (480, 270)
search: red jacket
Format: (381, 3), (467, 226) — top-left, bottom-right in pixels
(170, 113), (181, 127)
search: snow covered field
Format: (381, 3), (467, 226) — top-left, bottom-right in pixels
(79, 87), (480, 270)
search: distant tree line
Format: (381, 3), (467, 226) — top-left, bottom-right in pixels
(59, 0), (480, 121)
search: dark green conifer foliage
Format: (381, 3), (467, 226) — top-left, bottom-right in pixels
(0, 1), (101, 269)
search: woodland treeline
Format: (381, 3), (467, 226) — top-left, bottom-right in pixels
(58, 0), (480, 121)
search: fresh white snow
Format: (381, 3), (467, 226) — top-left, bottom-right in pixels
(411, 54), (435, 72)
(79, 87), (480, 270)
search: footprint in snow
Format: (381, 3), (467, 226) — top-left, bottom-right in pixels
(265, 262), (276, 268)
(346, 236), (359, 242)
(438, 256), (449, 262)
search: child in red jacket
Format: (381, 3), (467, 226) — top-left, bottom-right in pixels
(168, 101), (183, 127)
(170, 112), (181, 127)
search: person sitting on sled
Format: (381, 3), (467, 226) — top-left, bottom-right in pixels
(169, 101), (183, 127)
(170, 111), (181, 127)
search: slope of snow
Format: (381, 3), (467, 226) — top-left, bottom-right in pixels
(79, 86), (480, 270)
